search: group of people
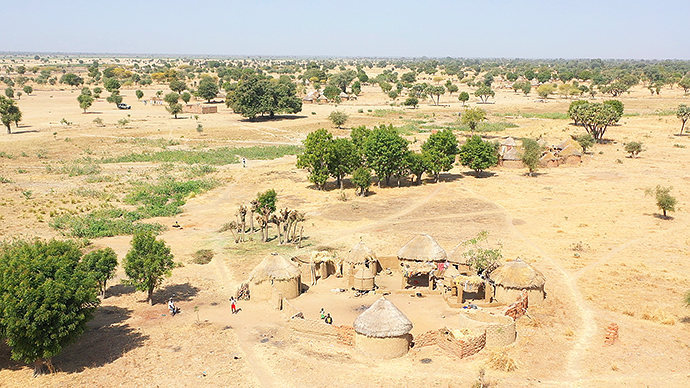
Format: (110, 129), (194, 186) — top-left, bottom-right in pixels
(320, 308), (333, 324)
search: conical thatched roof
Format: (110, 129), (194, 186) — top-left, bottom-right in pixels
(397, 234), (447, 262)
(556, 138), (582, 151)
(249, 253), (301, 283)
(489, 259), (545, 289)
(346, 241), (377, 264)
(540, 151), (557, 161)
(447, 243), (470, 265)
(559, 144), (582, 158)
(502, 148), (521, 161)
(501, 137), (517, 147)
(354, 297), (413, 337)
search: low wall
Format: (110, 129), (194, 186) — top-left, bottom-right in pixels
(412, 329), (487, 359)
(459, 310), (517, 348)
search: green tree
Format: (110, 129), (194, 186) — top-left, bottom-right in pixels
(0, 239), (99, 375)
(328, 110), (348, 128)
(537, 84), (556, 99)
(351, 80), (361, 95)
(576, 133), (595, 153)
(0, 95), (21, 133)
(446, 83), (458, 95)
(677, 104), (690, 135)
(364, 124), (409, 187)
(427, 85), (446, 105)
(169, 79), (187, 95)
(135, 89), (144, 100)
(181, 91), (191, 104)
(568, 100), (590, 125)
(536, 70), (551, 84)
(106, 90), (123, 106)
(77, 93), (94, 113)
(521, 82), (531, 96)
(22, 85), (32, 95)
(679, 76), (690, 94)
(569, 102), (620, 141)
(406, 151), (427, 185)
(404, 96), (419, 108)
(379, 81), (393, 94)
(603, 99), (624, 117)
(351, 167), (372, 196)
(60, 73), (83, 88)
(328, 138), (359, 189)
(474, 85), (495, 103)
(520, 138), (542, 176)
(645, 185), (676, 218)
(461, 107), (487, 134)
(388, 90), (399, 100)
(226, 74), (302, 120)
(93, 87), (102, 99)
(624, 141), (643, 158)
(123, 232), (176, 305)
(421, 129), (459, 182)
(81, 248), (118, 298)
(103, 78), (121, 92)
(4, 87), (13, 99)
(323, 85), (341, 102)
(197, 76), (219, 102)
(458, 91), (470, 106)
(328, 70), (357, 93)
(296, 128), (333, 190)
(166, 103), (183, 119)
(401, 72), (416, 85)
(256, 189), (278, 214)
(164, 92), (180, 105)
(459, 135), (498, 176)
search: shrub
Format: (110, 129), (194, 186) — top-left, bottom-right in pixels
(192, 249), (214, 264)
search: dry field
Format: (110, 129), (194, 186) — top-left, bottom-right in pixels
(0, 65), (689, 387)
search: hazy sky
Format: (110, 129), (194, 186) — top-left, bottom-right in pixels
(3, 0), (689, 59)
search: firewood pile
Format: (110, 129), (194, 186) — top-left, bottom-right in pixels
(604, 323), (619, 345)
(236, 283), (250, 300)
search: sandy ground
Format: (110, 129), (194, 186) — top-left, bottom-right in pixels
(0, 70), (689, 387)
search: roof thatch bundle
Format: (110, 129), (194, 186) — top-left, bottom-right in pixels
(354, 297), (413, 338)
(346, 241), (376, 265)
(489, 259), (545, 289)
(249, 253), (301, 283)
(454, 274), (485, 287)
(397, 234), (447, 262)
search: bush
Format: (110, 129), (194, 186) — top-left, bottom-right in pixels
(624, 142), (642, 157)
(192, 249), (214, 264)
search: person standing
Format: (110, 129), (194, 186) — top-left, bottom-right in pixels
(320, 308), (325, 320)
(230, 297), (237, 314)
(325, 313), (333, 325)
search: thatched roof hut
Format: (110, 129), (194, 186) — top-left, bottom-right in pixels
(249, 253), (301, 300)
(501, 137), (517, 147)
(354, 298), (413, 358)
(397, 234), (447, 262)
(488, 259), (546, 304)
(354, 297), (413, 337)
(346, 241), (376, 265)
(556, 138), (582, 151)
(353, 266), (375, 291)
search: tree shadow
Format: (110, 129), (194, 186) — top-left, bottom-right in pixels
(523, 172), (547, 177)
(242, 114), (308, 122)
(83, 112), (103, 114)
(0, 340), (24, 371)
(461, 171), (496, 178)
(680, 316), (690, 324)
(105, 284), (136, 298)
(653, 213), (674, 220)
(53, 306), (148, 373)
(437, 172), (464, 182)
(9, 129), (40, 134)
(155, 283), (200, 304)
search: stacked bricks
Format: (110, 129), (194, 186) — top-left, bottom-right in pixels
(504, 290), (529, 320)
(604, 323), (619, 345)
(335, 325), (355, 346)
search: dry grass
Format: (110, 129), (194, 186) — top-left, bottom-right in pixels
(641, 309), (676, 325)
(486, 350), (518, 372)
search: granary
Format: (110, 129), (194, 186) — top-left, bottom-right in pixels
(539, 151), (559, 167)
(397, 234), (447, 290)
(353, 297), (413, 359)
(249, 253), (301, 301)
(488, 259), (546, 304)
(500, 137), (516, 154)
(292, 251), (336, 286)
(353, 266), (375, 291)
(446, 243), (474, 275)
(499, 147), (523, 168)
(317, 94), (330, 104)
(555, 138), (582, 151)
(344, 241), (379, 288)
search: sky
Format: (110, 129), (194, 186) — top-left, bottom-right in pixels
(2, 0), (689, 59)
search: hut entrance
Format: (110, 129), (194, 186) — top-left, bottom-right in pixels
(406, 274), (429, 288)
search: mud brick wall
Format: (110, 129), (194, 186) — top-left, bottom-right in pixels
(504, 290), (529, 320)
(412, 330), (487, 359)
(288, 317), (339, 338)
(335, 325), (355, 346)
(282, 298), (301, 319)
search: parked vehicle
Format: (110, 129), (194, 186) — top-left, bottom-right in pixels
(117, 103), (131, 110)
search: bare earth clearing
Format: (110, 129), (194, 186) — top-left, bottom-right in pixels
(0, 69), (689, 387)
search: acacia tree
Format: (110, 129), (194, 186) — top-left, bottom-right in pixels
(123, 232), (176, 305)
(461, 107), (487, 134)
(169, 79), (187, 95)
(226, 74), (302, 119)
(645, 185), (676, 218)
(459, 135), (498, 176)
(458, 91), (469, 106)
(474, 85), (495, 103)
(197, 76), (219, 102)
(81, 248), (118, 298)
(0, 239), (99, 376)
(677, 104), (690, 135)
(427, 85), (446, 105)
(0, 95), (21, 133)
(569, 102), (620, 141)
(624, 141), (643, 157)
(135, 89), (144, 100)
(60, 73), (83, 88)
(164, 92), (182, 118)
(328, 111), (348, 128)
(421, 129), (459, 182)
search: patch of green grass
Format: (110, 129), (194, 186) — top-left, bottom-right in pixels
(182, 164), (217, 178)
(422, 121), (518, 132)
(235, 145), (303, 160)
(622, 112), (641, 117)
(102, 148), (240, 165)
(652, 109), (677, 116)
(674, 144), (686, 148)
(46, 162), (102, 176)
(50, 208), (164, 238)
(85, 174), (116, 183)
(122, 137), (182, 148)
(71, 187), (114, 200)
(125, 178), (220, 218)
(192, 249), (214, 264)
(371, 109), (400, 117)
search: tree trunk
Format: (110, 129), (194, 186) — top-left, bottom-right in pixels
(416, 173), (422, 185)
(33, 358), (50, 377)
(337, 176), (342, 189)
(148, 288), (154, 305)
(663, 209), (667, 217)
(5, 124), (10, 134)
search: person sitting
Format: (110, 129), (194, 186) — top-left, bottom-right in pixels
(168, 297), (180, 316)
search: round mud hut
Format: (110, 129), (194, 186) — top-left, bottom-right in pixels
(488, 259), (546, 304)
(397, 234), (447, 289)
(353, 297), (413, 359)
(353, 266), (375, 291)
(249, 253), (301, 301)
(345, 241), (378, 287)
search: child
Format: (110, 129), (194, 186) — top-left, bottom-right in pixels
(325, 313), (333, 325)
(320, 308), (325, 320)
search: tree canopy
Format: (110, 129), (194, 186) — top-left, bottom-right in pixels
(81, 248), (118, 298)
(568, 101), (621, 141)
(328, 110), (348, 128)
(226, 74), (302, 120)
(421, 129), (459, 182)
(197, 76), (219, 102)
(459, 135), (498, 176)
(0, 239), (99, 374)
(0, 95), (21, 134)
(676, 104), (690, 135)
(363, 124), (409, 187)
(123, 232), (176, 305)
(474, 85), (495, 103)
(296, 128), (334, 190)
(645, 185), (676, 218)
(461, 107), (487, 133)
